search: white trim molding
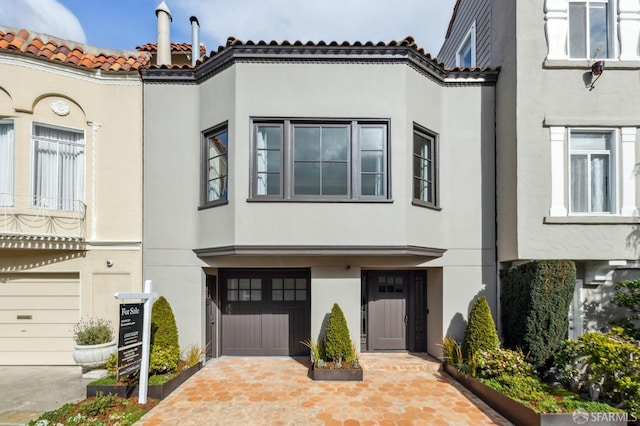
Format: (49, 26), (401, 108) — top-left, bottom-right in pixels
(618, 0), (640, 60)
(620, 127), (638, 216)
(549, 126), (568, 216)
(545, 0), (569, 60)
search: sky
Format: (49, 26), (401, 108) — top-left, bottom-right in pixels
(0, 0), (457, 57)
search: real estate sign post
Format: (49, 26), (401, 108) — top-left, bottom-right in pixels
(114, 280), (158, 404)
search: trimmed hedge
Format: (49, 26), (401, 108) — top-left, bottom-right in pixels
(150, 296), (180, 374)
(324, 303), (352, 362)
(462, 296), (500, 359)
(500, 260), (576, 367)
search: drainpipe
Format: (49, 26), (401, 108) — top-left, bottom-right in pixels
(155, 1), (172, 66)
(190, 16), (200, 66)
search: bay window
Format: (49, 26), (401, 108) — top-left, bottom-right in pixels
(251, 119), (389, 201)
(32, 123), (84, 211)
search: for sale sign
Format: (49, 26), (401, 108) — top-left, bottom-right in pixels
(117, 303), (144, 380)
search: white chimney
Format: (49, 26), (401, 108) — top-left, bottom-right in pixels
(190, 16), (200, 66)
(155, 1), (172, 66)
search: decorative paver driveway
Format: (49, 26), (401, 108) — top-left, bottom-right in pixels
(138, 353), (511, 425)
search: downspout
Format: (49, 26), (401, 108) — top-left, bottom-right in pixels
(190, 16), (200, 66)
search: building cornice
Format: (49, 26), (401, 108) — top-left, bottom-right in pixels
(193, 244), (446, 258)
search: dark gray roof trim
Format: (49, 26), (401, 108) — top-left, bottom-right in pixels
(141, 39), (499, 86)
(193, 244), (446, 257)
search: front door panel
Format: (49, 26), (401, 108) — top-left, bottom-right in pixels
(371, 273), (407, 350)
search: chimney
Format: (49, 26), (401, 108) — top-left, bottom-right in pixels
(190, 16), (200, 66)
(155, 1), (172, 66)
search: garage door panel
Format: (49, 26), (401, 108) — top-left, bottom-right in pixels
(0, 310), (78, 323)
(221, 271), (310, 356)
(0, 282), (79, 296)
(0, 351), (73, 365)
(0, 337), (74, 351)
(0, 296), (80, 310)
(0, 323), (73, 337)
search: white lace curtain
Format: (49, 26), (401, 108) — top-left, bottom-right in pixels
(0, 121), (14, 206)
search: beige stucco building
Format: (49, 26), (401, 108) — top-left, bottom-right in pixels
(0, 27), (146, 365)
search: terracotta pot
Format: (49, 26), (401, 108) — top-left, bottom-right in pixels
(72, 341), (117, 367)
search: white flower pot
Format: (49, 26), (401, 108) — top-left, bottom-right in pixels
(72, 341), (117, 367)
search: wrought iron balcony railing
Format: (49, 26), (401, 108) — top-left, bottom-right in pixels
(0, 193), (86, 241)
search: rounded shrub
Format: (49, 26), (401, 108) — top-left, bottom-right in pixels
(150, 296), (180, 373)
(324, 303), (352, 362)
(462, 296), (500, 359)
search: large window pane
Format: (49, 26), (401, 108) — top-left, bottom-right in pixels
(205, 127), (228, 203)
(569, 3), (587, 58)
(294, 127), (320, 161)
(322, 163), (348, 195)
(0, 122), (15, 206)
(294, 162), (321, 195)
(32, 124), (84, 211)
(321, 127), (348, 161)
(571, 155), (589, 212)
(589, 2), (609, 58)
(591, 153), (609, 212)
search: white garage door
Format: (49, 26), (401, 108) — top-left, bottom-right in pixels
(0, 273), (80, 365)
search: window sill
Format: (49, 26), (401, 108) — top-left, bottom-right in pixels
(543, 59), (640, 70)
(412, 200), (441, 211)
(544, 216), (639, 225)
(198, 200), (229, 210)
(246, 198), (394, 204)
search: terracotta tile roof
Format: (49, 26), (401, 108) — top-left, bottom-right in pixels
(0, 26), (150, 72)
(136, 42), (206, 57)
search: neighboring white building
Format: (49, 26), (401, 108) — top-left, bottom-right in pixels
(0, 27), (147, 364)
(440, 0), (640, 337)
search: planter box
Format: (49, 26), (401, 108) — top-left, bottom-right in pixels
(87, 363), (201, 400)
(443, 362), (540, 426)
(311, 365), (363, 381)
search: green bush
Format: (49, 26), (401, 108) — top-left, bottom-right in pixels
(611, 279), (640, 340)
(476, 348), (534, 379)
(151, 296), (179, 349)
(462, 296), (499, 359)
(150, 296), (180, 373)
(500, 260), (576, 366)
(553, 328), (640, 417)
(149, 346), (180, 375)
(324, 303), (352, 363)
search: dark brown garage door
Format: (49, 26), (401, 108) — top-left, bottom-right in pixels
(220, 269), (310, 356)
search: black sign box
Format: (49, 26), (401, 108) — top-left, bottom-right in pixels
(118, 303), (143, 348)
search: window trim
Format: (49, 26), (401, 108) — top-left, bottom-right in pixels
(200, 121), (229, 209)
(456, 21), (476, 67)
(0, 119), (15, 207)
(412, 123), (439, 210)
(567, 0), (615, 60)
(249, 118), (391, 202)
(567, 128), (617, 215)
(30, 121), (85, 212)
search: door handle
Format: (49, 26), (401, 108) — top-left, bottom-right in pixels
(404, 314), (408, 325)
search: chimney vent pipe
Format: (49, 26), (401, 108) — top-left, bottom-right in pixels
(190, 16), (200, 66)
(155, 1), (172, 66)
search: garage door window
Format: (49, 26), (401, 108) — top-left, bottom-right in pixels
(227, 278), (262, 301)
(272, 278), (307, 301)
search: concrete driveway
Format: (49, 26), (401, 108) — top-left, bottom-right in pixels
(0, 366), (91, 425)
(138, 353), (511, 425)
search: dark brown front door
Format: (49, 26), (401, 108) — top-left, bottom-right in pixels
(205, 275), (217, 360)
(364, 270), (427, 352)
(220, 269), (310, 356)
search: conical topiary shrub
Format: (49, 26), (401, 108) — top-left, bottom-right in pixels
(324, 303), (352, 363)
(462, 296), (500, 359)
(150, 296), (180, 374)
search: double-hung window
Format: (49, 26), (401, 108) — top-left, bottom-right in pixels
(412, 124), (438, 208)
(32, 123), (84, 211)
(569, 130), (614, 213)
(568, 0), (613, 59)
(0, 120), (14, 206)
(251, 119), (389, 201)
(201, 124), (228, 207)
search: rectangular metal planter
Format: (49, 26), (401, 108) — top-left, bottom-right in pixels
(311, 365), (363, 381)
(87, 363), (201, 400)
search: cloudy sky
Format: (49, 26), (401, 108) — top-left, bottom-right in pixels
(0, 0), (457, 57)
